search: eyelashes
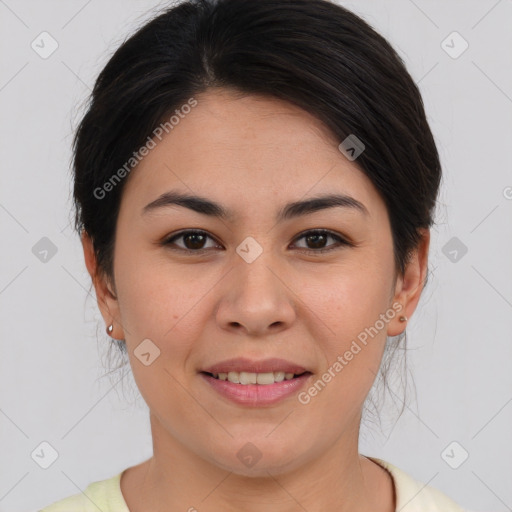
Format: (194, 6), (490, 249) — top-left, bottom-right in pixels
(161, 228), (354, 255)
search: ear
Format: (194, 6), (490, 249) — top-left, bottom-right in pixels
(81, 230), (124, 340)
(387, 228), (430, 337)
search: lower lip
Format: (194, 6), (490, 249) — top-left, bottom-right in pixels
(200, 372), (312, 406)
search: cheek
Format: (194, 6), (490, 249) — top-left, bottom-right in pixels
(299, 252), (394, 400)
(114, 260), (208, 418)
(115, 240), (206, 330)
(305, 256), (393, 342)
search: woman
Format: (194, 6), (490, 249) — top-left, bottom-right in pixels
(40, 0), (465, 510)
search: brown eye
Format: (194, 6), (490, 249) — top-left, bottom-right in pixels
(181, 232), (207, 250)
(161, 228), (352, 255)
(292, 229), (352, 253)
(162, 230), (220, 252)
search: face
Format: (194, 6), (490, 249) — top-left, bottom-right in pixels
(84, 88), (428, 476)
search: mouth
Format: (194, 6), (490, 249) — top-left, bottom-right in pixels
(199, 357), (313, 406)
(199, 358), (313, 406)
(201, 370), (310, 385)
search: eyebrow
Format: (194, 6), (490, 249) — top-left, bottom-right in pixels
(142, 190), (369, 221)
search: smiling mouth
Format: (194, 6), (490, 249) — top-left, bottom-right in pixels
(201, 370), (310, 385)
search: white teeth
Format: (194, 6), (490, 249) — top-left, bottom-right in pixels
(227, 371), (239, 383)
(239, 371), (257, 384)
(273, 371), (285, 382)
(256, 372), (275, 385)
(211, 371), (300, 385)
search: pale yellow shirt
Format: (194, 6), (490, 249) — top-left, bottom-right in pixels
(38, 457), (466, 511)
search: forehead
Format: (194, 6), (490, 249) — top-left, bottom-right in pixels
(184, 88), (342, 151)
(119, 88), (383, 220)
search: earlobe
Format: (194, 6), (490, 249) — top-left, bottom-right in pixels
(387, 229), (430, 337)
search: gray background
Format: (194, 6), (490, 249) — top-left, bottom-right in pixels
(1, 0), (511, 510)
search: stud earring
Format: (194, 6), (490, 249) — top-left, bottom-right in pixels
(106, 322), (125, 343)
(399, 316), (408, 322)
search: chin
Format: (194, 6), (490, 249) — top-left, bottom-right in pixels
(203, 436), (311, 478)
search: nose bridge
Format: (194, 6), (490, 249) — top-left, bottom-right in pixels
(231, 227), (290, 285)
(216, 236), (296, 334)
(233, 235), (282, 302)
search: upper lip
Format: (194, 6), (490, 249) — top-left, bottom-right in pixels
(201, 357), (309, 375)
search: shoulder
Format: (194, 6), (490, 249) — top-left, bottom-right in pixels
(369, 457), (467, 512)
(38, 460), (470, 512)
(38, 471), (129, 512)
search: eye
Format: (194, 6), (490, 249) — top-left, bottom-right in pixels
(161, 230), (220, 253)
(161, 228), (353, 254)
(291, 229), (353, 254)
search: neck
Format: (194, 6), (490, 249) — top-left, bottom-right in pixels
(121, 414), (395, 512)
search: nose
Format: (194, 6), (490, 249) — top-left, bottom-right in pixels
(215, 249), (297, 337)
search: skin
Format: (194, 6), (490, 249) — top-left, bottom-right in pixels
(82, 87), (429, 512)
